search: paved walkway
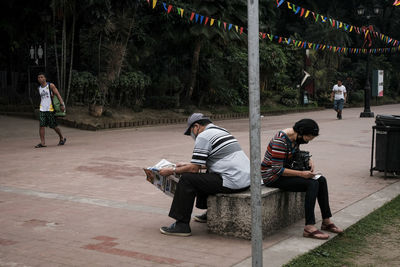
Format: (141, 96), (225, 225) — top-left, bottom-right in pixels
(0, 104), (399, 267)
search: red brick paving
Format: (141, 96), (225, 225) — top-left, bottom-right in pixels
(0, 104), (399, 266)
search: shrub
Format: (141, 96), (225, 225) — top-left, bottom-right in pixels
(70, 71), (98, 104)
(115, 71), (151, 110)
(145, 96), (176, 109)
(280, 86), (299, 107)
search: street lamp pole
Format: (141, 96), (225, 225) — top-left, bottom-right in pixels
(360, 52), (374, 117)
(357, 3), (382, 118)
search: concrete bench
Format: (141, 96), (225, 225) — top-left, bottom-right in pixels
(207, 187), (305, 239)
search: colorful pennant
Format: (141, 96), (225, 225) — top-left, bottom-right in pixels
(277, 0), (400, 48)
(145, 0), (400, 54)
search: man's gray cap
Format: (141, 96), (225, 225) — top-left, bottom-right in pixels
(184, 113), (211, 135)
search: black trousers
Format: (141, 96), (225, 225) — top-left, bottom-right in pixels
(169, 172), (249, 224)
(267, 176), (332, 225)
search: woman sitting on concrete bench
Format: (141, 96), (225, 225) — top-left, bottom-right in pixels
(261, 118), (343, 240)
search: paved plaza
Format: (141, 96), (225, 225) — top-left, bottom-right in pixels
(0, 104), (399, 266)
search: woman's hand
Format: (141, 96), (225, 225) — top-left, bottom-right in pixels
(309, 159), (315, 172)
(301, 171), (315, 179)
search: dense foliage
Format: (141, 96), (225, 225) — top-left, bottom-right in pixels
(1, 0), (399, 111)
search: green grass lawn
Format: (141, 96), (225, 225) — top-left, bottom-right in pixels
(285, 195), (400, 267)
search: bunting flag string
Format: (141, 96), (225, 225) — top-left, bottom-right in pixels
(149, 0), (245, 35)
(260, 31), (400, 54)
(276, 0), (400, 48)
(145, 0), (400, 54)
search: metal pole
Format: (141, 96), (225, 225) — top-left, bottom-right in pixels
(248, 0), (262, 266)
(360, 53), (374, 117)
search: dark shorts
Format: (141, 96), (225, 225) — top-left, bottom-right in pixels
(39, 111), (58, 128)
(333, 99), (344, 111)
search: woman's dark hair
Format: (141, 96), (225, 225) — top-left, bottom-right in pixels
(38, 72), (47, 77)
(293, 119), (319, 136)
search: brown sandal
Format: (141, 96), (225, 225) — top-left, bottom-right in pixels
(303, 229), (329, 240)
(321, 223), (343, 234)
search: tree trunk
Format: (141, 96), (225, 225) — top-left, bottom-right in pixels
(186, 38), (203, 103)
(117, 16), (135, 78)
(53, 7), (61, 88)
(65, 4), (76, 106)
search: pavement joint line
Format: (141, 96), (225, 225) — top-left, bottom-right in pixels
(233, 180), (400, 267)
(0, 185), (169, 215)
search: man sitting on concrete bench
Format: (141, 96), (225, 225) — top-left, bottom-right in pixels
(159, 113), (250, 236)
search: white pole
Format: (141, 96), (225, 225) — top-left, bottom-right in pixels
(247, 0), (263, 266)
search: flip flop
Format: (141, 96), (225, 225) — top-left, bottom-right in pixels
(321, 223), (343, 234)
(58, 138), (67, 146)
(35, 143), (47, 148)
(303, 229), (329, 240)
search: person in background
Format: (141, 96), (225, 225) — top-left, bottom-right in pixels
(330, 79), (347, 120)
(35, 72), (66, 148)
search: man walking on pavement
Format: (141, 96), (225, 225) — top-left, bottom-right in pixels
(330, 79), (347, 120)
(35, 72), (66, 148)
(159, 113), (250, 236)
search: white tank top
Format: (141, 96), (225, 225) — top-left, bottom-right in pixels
(39, 83), (54, 112)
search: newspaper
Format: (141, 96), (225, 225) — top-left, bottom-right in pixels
(143, 159), (180, 197)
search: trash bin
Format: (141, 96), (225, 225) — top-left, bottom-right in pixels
(370, 115), (400, 177)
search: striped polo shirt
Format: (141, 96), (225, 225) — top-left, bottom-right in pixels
(191, 123), (250, 189)
(261, 131), (295, 185)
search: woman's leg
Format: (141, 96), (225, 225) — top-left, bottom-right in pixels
(316, 176), (332, 220)
(269, 176), (319, 225)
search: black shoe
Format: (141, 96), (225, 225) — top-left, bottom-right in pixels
(337, 113), (340, 119)
(338, 114), (342, 120)
(58, 137), (67, 146)
(194, 212), (207, 223)
(160, 221), (191, 237)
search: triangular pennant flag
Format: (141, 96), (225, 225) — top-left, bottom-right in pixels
(210, 18), (215, 26)
(218, 20), (221, 27)
(240, 27), (243, 34)
(228, 24), (232, 30)
(235, 25), (238, 32)
(200, 15), (204, 24)
(167, 5), (172, 13)
(204, 17), (209, 25)
(163, 2), (167, 11)
(147, 0), (150, 5)
(152, 0), (157, 9)
(223, 22), (227, 30)
(262, 33), (266, 39)
(277, 0), (285, 7)
(190, 12), (195, 21)
(305, 10), (310, 18)
(195, 14), (199, 23)
(300, 8), (305, 17)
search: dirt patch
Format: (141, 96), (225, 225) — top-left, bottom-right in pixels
(348, 218), (400, 266)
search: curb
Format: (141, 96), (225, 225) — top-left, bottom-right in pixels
(1, 107), (324, 131)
